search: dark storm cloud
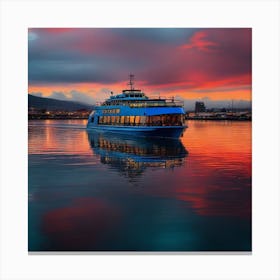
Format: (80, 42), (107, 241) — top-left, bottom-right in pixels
(29, 59), (117, 83)
(112, 28), (197, 44)
(28, 28), (198, 84)
(28, 28), (252, 94)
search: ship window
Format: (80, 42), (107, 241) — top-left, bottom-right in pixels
(129, 116), (135, 125)
(120, 116), (125, 125)
(149, 115), (162, 126)
(115, 116), (120, 124)
(146, 116), (150, 125)
(135, 116), (140, 125)
(140, 116), (146, 125)
(124, 116), (130, 125)
(159, 114), (183, 126)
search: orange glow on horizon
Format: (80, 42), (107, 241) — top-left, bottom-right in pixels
(28, 80), (252, 102)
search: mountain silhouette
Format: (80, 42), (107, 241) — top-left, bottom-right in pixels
(28, 94), (93, 111)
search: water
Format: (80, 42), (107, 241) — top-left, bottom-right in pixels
(28, 120), (251, 251)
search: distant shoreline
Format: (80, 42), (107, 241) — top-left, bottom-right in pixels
(28, 116), (89, 120)
(28, 116), (251, 121)
(185, 117), (251, 121)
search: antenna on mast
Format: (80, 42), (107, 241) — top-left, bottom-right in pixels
(128, 74), (134, 90)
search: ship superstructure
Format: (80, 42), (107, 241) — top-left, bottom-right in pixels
(87, 75), (187, 138)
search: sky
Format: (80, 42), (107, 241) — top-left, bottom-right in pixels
(28, 28), (252, 109)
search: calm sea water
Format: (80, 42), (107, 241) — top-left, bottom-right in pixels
(28, 120), (251, 251)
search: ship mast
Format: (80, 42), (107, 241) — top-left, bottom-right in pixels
(128, 74), (134, 91)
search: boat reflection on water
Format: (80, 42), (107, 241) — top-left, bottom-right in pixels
(87, 132), (188, 180)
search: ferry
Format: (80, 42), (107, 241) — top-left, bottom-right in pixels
(87, 75), (187, 138)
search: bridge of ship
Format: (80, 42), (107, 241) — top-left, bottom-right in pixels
(103, 90), (184, 108)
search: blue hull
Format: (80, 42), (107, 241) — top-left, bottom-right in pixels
(86, 124), (187, 138)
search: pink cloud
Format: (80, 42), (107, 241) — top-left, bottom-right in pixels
(180, 31), (219, 52)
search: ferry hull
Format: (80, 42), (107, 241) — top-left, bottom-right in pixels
(86, 124), (187, 138)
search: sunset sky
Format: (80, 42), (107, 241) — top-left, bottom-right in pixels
(28, 28), (252, 109)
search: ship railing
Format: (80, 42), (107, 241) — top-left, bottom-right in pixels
(95, 99), (184, 107)
(129, 100), (184, 108)
(165, 98), (184, 107)
(148, 95), (184, 102)
(148, 95), (170, 100)
(99, 122), (184, 127)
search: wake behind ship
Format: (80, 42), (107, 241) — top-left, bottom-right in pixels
(87, 75), (187, 138)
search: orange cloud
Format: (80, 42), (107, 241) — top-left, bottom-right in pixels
(29, 79), (252, 103)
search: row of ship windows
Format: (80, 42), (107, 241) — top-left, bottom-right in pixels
(101, 102), (182, 108)
(102, 101), (163, 107)
(124, 94), (144, 98)
(97, 114), (184, 126)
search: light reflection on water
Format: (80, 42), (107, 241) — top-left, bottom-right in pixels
(28, 120), (251, 251)
(87, 132), (188, 182)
